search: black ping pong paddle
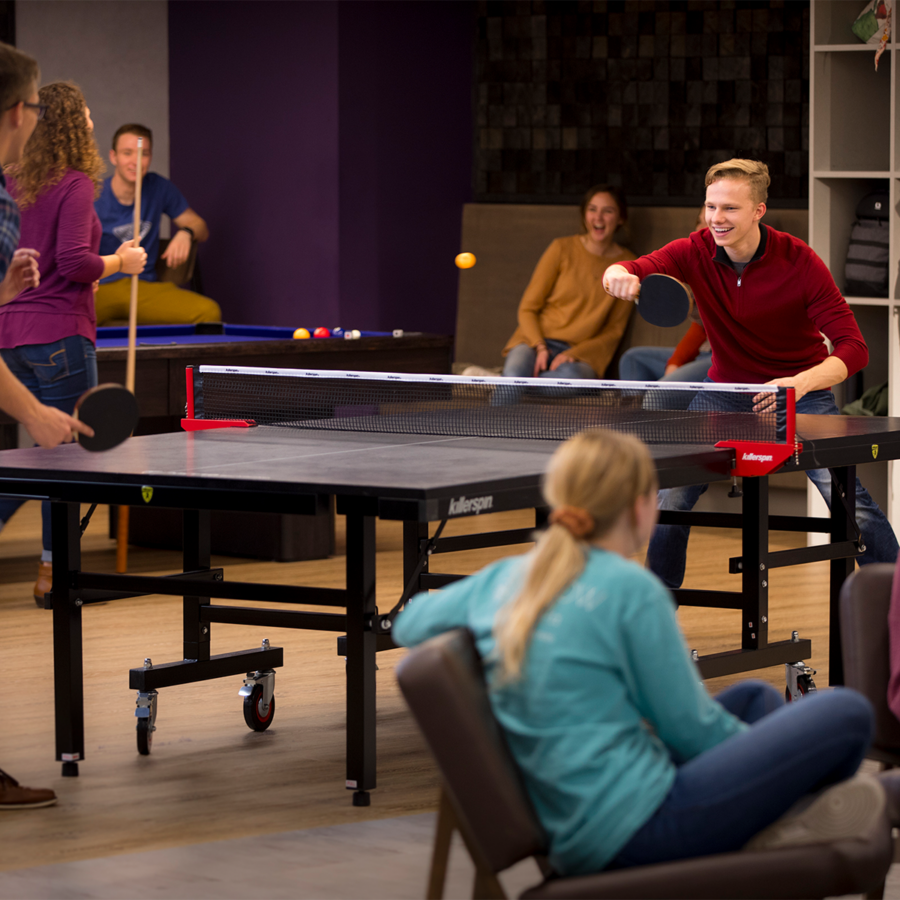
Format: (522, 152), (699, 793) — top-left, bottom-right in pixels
(636, 273), (691, 327)
(74, 384), (139, 452)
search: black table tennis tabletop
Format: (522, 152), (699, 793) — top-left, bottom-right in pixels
(0, 413), (898, 805)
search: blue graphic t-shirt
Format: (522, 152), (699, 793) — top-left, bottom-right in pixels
(95, 173), (188, 283)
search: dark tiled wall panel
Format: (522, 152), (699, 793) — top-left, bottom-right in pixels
(475, 0), (810, 206)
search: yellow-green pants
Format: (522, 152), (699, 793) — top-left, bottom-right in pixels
(94, 279), (222, 326)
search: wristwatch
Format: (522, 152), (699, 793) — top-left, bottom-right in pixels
(180, 226), (195, 240)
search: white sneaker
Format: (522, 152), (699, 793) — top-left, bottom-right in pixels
(744, 774), (886, 851)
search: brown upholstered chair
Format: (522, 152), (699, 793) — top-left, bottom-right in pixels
(396, 628), (895, 900)
(840, 563), (900, 768)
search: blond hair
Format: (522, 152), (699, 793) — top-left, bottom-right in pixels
(493, 429), (657, 681)
(705, 158), (770, 205)
(10, 82), (105, 209)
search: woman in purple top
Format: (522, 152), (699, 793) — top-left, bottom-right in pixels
(0, 82), (145, 604)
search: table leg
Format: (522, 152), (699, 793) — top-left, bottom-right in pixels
(51, 501), (84, 776)
(183, 509), (212, 662)
(345, 512), (376, 805)
(829, 466), (856, 686)
(741, 476), (769, 650)
(403, 521), (429, 596)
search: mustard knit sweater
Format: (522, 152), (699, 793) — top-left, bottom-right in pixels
(503, 235), (636, 377)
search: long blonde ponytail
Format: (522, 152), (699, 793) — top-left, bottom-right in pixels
(493, 429), (657, 681)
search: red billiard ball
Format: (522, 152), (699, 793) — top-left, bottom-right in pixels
(313, 327), (330, 338)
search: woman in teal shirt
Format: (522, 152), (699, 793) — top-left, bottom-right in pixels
(393, 429), (879, 875)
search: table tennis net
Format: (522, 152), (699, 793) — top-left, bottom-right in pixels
(189, 367), (791, 446)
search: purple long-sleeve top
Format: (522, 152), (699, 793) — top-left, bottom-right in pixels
(0, 169), (104, 348)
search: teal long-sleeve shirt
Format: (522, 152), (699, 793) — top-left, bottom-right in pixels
(392, 547), (747, 875)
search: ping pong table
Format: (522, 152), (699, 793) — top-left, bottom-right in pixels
(0, 368), (898, 805)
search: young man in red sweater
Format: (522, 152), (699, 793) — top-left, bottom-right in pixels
(604, 158), (898, 589)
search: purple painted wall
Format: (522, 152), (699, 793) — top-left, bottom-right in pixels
(169, 1), (473, 336)
(169, 1), (340, 326)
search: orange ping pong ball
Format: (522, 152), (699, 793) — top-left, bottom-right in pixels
(455, 252), (476, 269)
(293, 327), (310, 339)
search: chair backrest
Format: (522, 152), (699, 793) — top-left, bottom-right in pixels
(396, 628), (548, 873)
(840, 563), (900, 754)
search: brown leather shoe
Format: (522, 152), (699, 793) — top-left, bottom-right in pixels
(34, 561), (52, 608)
(0, 768), (56, 809)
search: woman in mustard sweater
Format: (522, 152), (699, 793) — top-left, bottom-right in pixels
(502, 184), (635, 379)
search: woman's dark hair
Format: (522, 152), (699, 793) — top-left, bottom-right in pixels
(579, 184), (628, 231)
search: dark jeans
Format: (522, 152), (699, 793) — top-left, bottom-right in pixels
(0, 335), (97, 552)
(648, 387), (899, 590)
(610, 682), (873, 867)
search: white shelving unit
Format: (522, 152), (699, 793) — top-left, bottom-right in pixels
(809, 0), (899, 535)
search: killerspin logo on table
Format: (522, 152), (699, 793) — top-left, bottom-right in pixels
(447, 495), (494, 516)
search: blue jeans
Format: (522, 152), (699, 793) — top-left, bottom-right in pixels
(503, 339), (596, 380)
(618, 345), (713, 383)
(0, 335), (98, 552)
(648, 387), (899, 590)
(610, 682), (873, 867)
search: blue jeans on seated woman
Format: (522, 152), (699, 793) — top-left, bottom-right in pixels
(647, 387), (899, 591)
(503, 339), (596, 380)
(0, 335), (98, 553)
(618, 345), (713, 383)
(609, 682), (873, 867)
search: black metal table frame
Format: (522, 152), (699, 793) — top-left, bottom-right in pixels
(3, 432), (883, 807)
(408, 466), (859, 685)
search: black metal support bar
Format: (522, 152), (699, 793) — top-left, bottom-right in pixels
(345, 513), (377, 803)
(52, 501), (84, 776)
(74, 571), (347, 607)
(420, 573), (467, 590)
(730, 541), (862, 572)
(658, 511), (832, 533)
(66, 568), (223, 605)
(183, 509), (212, 663)
(337, 633), (397, 655)
(129, 647), (284, 691)
(202, 605), (346, 631)
(829, 466), (856, 686)
(672, 589), (744, 609)
(428, 528), (537, 554)
(696, 638), (812, 679)
(741, 476), (768, 651)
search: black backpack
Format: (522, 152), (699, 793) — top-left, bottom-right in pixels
(844, 191), (890, 297)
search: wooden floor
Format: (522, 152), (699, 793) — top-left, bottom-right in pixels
(0, 501), (831, 872)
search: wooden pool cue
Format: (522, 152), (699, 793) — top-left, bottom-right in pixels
(116, 137), (143, 574)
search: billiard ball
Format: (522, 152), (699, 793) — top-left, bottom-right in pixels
(293, 327), (310, 339)
(313, 327), (330, 338)
(455, 252), (476, 269)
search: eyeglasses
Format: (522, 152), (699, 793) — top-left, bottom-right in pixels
(22, 101), (48, 120)
(5, 101), (48, 120)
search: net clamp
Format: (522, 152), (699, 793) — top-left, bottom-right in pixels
(715, 440), (802, 478)
(181, 418), (257, 431)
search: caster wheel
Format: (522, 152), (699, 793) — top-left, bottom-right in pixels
(243, 684), (275, 731)
(137, 718), (153, 755)
(785, 673), (817, 702)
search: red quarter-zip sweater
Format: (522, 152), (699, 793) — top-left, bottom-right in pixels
(620, 224), (868, 385)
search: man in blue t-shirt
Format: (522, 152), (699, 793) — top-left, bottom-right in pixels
(94, 123), (220, 325)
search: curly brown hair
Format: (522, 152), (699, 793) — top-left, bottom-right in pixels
(11, 82), (105, 209)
